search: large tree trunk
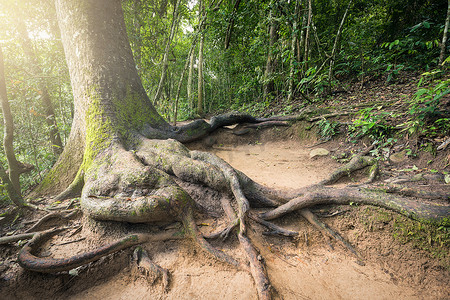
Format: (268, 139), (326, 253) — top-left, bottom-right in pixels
(36, 0), (168, 197)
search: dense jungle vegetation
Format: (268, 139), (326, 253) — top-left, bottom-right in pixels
(0, 0), (448, 205)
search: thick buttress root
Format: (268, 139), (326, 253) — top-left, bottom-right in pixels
(18, 137), (450, 300)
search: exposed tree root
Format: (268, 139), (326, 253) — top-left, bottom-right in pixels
(319, 155), (378, 185)
(248, 212), (298, 237)
(238, 232), (271, 300)
(18, 228), (183, 273)
(0, 228), (62, 245)
(299, 209), (363, 263)
(132, 246), (170, 291)
(24, 209), (79, 233)
(260, 185), (449, 224)
(379, 183), (450, 200)
(18, 131), (450, 299)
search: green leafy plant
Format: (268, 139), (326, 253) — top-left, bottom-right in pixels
(349, 107), (395, 141)
(384, 63), (405, 82)
(317, 118), (340, 140)
(398, 76), (450, 136)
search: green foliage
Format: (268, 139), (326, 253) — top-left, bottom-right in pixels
(298, 67), (331, 96)
(399, 74), (450, 136)
(349, 106), (395, 141)
(381, 20), (442, 68)
(384, 63), (404, 83)
(393, 216), (449, 263)
(317, 118), (339, 139)
(0, 1), (72, 205)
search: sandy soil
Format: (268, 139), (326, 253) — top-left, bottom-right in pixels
(1, 130), (448, 299)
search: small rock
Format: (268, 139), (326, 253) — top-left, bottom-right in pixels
(310, 148), (330, 159)
(389, 150), (408, 164)
(445, 174), (450, 184)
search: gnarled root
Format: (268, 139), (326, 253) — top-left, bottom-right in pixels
(319, 155), (378, 185)
(18, 229), (182, 273)
(299, 209), (363, 263)
(260, 185), (449, 225)
(132, 246), (170, 291)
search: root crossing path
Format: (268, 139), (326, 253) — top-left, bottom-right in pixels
(52, 139), (446, 300)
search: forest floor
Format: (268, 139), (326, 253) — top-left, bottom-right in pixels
(0, 74), (449, 299)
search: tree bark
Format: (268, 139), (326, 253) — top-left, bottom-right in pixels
(0, 47), (25, 207)
(439, 0), (450, 65)
(328, 0), (352, 87)
(15, 17), (63, 156)
(303, 0), (312, 71)
(153, 0), (181, 106)
(224, 0), (242, 50)
(197, 0), (205, 116)
(263, 9), (279, 100)
(288, 0), (300, 103)
(130, 0), (143, 69)
(187, 47), (195, 112)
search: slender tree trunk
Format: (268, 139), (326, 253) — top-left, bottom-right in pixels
(224, 0), (242, 50)
(15, 18), (63, 156)
(0, 47), (25, 206)
(263, 9), (279, 101)
(328, 0), (352, 88)
(187, 48), (195, 112)
(174, 39), (198, 126)
(153, 0), (181, 106)
(197, 0), (205, 116)
(297, 1), (306, 63)
(311, 20), (324, 59)
(288, 0), (300, 103)
(303, 0), (312, 71)
(439, 0), (450, 65)
(0, 162), (24, 207)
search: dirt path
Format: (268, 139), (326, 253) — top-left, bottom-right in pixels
(64, 139), (445, 300)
